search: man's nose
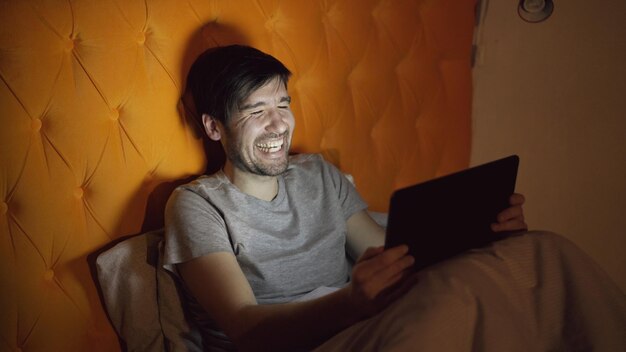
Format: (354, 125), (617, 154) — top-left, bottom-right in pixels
(265, 109), (289, 134)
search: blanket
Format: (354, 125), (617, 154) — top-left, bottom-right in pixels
(315, 231), (626, 351)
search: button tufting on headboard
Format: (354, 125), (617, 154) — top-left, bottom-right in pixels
(0, 0), (474, 350)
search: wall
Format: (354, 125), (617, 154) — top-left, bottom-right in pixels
(472, 0), (626, 293)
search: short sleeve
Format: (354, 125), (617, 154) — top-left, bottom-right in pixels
(319, 157), (368, 220)
(163, 187), (234, 266)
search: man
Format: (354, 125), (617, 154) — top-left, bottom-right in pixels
(164, 45), (527, 351)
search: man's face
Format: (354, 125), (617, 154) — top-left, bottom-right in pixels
(221, 77), (295, 177)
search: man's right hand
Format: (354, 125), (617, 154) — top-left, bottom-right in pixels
(346, 245), (417, 319)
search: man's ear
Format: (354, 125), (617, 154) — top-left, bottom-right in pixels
(202, 114), (222, 141)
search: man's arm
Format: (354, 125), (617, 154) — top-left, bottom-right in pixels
(346, 210), (386, 260)
(177, 225), (414, 351)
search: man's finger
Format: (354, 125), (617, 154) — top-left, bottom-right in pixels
(510, 193), (525, 206)
(368, 254), (415, 290)
(492, 219), (527, 232)
(363, 253), (415, 298)
(358, 246), (385, 262)
(354, 245), (410, 282)
(497, 205), (523, 223)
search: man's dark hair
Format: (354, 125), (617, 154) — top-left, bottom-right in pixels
(187, 45), (292, 127)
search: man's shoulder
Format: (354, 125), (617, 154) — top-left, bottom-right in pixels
(286, 153), (330, 176)
(173, 172), (228, 198)
(285, 153), (348, 187)
(288, 153), (324, 166)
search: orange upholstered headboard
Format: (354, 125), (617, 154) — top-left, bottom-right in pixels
(0, 0), (473, 350)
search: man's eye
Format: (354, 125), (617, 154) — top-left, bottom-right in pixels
(251, 110), (263, 116)
(278, 105), (289, 109)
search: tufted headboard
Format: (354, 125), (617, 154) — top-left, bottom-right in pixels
(0, 0), (474, 350)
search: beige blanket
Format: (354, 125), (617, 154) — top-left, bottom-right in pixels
(316, 231), (626, 351)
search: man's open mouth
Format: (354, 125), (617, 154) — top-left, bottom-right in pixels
(256, 139), (284, 153)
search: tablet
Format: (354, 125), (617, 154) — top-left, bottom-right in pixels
(384, 155), (519, 271)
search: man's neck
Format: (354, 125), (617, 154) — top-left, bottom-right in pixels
(223, 162), (279, 201)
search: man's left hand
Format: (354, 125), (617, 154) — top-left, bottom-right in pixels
(491, 193), (527, 232)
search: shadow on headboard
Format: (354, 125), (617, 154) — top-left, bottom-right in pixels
(126, 22), (250, 235)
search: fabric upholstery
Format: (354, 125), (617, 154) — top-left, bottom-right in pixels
(0, 0), (474, 350)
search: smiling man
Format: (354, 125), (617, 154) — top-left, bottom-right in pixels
(202, 75), (294, 200)
(163, 45), (527, 351)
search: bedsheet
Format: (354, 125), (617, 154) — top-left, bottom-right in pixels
(315, 231), (626, 351)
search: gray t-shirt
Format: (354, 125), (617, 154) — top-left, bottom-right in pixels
(163, 154), (367, 348)
(164, 153), (367, 301)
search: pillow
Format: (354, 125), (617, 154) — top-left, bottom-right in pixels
(95, 229), (203, 351)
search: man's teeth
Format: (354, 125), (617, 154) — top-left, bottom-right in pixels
(256, 140), (284, 153)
